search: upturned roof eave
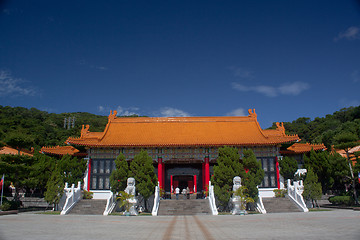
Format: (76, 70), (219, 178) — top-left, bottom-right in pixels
(66, 138), (299, 148)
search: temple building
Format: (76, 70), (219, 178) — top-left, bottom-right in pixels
(280, 143), (327, 168)
(66, 109), (300, 198)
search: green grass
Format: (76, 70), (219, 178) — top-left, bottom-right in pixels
(309, 208), (332, 212)
(35, 211), (61, 215)
(218, 212), (232, 215)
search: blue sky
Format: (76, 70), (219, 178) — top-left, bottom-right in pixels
(0, 0), (360, 128)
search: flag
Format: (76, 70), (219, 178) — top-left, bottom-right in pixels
(358, 172), (360, 184)
(0, 174), (4, 192)
(0, 174), (3, 205)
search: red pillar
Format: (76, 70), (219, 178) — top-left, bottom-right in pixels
(87, 159), (91, 191)
(158, 157), (163, 189)
(170, 175), (173, 193)
(193, 175), (197, 193)
(205, 156), (210, 192)
(275, 157), (280, 189)
(202, 162), (205, 190)
(162, 160), (165, 189)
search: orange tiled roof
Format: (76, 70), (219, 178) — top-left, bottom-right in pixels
(0, 146), (33, 156)
(285, 143), (327, 154)
(40, 145), (80, 156)
(335, 145), (360, 164)
(66, 109), (300, 147)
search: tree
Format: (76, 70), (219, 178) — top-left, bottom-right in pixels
(302, 167), (322, 208)
(0, 154), (34, 196)
(211, 146), (244, 210)
(279, 156), (298, 181)
(334, 132), (359, 204)
(57, 155), (87, 185)
(5, 132), (34, 154)
(109, 153), (129, 193)
(129, 150), (157, 211)
(44, 168), (64, 210)
(241, 149), (264, 202)
(29, 153), (56, 196)
(328, 152), (350, 194)
(233, 185), (254, 211)
(304, 149), (333, 193)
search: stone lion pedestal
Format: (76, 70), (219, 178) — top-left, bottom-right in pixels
(231, 176), (244, 215)
(124, 177), (138, 216)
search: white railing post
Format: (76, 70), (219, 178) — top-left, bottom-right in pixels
(60, 181), (83, 215)
(208, 181), (218, 215)
(256, 186), (267, 214)
(103, 191), (116, 215)
(152, 185), (160, 216)
(287, 180), (308, 212)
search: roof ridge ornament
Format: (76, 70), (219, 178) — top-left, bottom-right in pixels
(109, 110), (117, 121)
(275, 122), (285, 135)
(81, 124), (90, 138)
(248, 109), (257, 119)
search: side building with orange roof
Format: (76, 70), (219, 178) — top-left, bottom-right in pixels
(66, 109), (300, 199)
(335, 144), (360, 166)
(280, 143), (327, 168)
(0, 146), (33, 157)
(40, 145), (86, 158)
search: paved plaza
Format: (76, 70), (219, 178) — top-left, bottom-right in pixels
(0, 209), (359, 240)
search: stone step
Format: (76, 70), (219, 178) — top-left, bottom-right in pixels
(158, 199), (211, 216)
(262, 196), (301, 213)
(68, 199), (107, 215)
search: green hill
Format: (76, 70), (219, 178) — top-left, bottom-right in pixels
(270, 106), (360, 149)
(0, 105), (108, 150)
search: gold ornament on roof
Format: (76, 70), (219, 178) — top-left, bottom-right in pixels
(109, 110), (118, 121)
(81, 124), (90, 138)
(248, 109), (257, 119)
(276, 122), (285, 135)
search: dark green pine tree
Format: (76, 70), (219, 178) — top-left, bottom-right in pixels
(29, 153), (56, 195)
(129, 150), (157, 211)
(302, 167), (322, 208)
(57, 154), (87, 185)
(304, 149), (333, 193)
(333, 132), (359, 204)
(44, 167), (64, 210)
(279, 156), (298, 180)
(109, 153), (129, 194)
(212, 146), (244, 210)
(241, 149), (264, 202)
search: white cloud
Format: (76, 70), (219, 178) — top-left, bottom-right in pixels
(97, 106), (105, 112)
(97, 105), (140, 116)
(334, 26), (360, 41)
(254, 85), (278, 97)
(278, 82), (310, 95)
(0, 70), (37, 97)
(226, 108), (246, 116)
(116, 106), (140, 116)
(159, 107), (191, 117)
(229, 67), (254, 79)
(232, 81), (309, 97)
(95, 66), (108, 71)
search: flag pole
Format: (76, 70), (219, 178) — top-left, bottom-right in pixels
(0, 174), (4, 206)
(0, 174), (5, 206)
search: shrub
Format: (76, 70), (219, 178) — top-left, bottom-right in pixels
(273, 189), (287, 198)
(328, 196), (354, 206)
(83, 190), (93, 199)
(0, 202), (11, 211)
(0, 197), (21, 211)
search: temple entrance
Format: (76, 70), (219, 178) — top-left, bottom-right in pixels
(172, 175), (195, 193)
